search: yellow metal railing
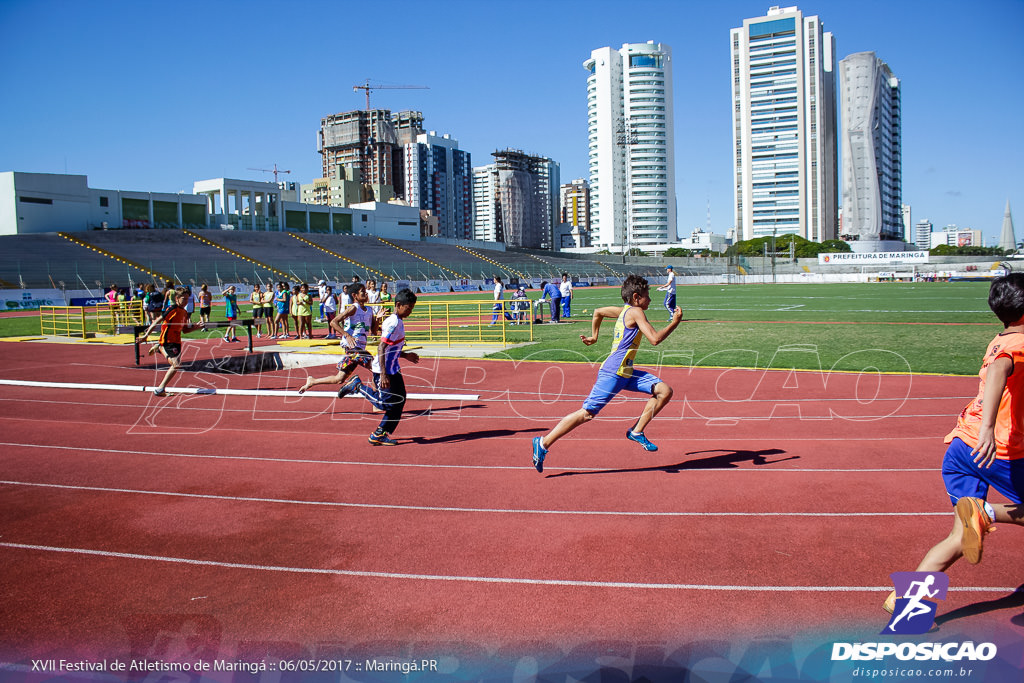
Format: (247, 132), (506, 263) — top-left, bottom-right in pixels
(40, 301), (145, 338)
(364, 300), (532, 346)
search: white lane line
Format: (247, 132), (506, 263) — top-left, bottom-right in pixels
(0, 379), (478, 402)
(1, 542), (1016, 593)
(0, 480), (951, 517)
(0, 441), (941, 472)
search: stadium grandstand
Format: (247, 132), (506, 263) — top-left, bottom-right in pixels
(0, 230), (672, 292)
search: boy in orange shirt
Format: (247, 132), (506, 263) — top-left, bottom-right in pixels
(885, 273), (1024, 611)
(142, 287), (204, 397)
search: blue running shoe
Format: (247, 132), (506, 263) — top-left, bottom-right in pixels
(368, 429), (397, 446)
(626, 430), (658, 451)
(337, 376), (362, 399)
(532, 436), (547, 472)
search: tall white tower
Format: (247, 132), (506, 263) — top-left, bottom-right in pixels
(731, 6), (837, 242)
(840, 52), (902, 246)
(999, 200), (1017, 252)
(584, 41), (676, 250)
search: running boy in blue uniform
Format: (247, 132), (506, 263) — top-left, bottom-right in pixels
(883, 273), (1024, 612)
(532, 274), (683, 472)
(339, 289), (420, 446)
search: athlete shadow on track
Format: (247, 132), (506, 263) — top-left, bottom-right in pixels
(409, 427), (546, 444)
(330, 404), (486, 417)
(404, 404), (487, 417)
(934, 583), (1024, 627)
(545, 447), (795, 478)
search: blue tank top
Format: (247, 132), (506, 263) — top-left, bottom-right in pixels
(600, 305), (641, 378)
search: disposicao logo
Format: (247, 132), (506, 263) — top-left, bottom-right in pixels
(830, 571), (998, 663)
(883, 571), (948, 635)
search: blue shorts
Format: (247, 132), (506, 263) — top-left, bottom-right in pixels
(582, 369), (662, 415)
(942, 437), (1024, 505)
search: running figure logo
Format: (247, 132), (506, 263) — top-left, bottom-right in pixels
(882, 572), (949, 634)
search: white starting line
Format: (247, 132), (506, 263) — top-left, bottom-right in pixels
(0, 379), (478, 402)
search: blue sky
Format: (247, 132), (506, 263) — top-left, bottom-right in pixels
(2, 0), (1021, 245)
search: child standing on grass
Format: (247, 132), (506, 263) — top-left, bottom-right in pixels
(143, 287), (204, 397)
(532, 274), (683, 472)
(289, 285), (301, 338)
(222, 285), (239, 342)
(274, 282), (291, 338)
(250, 284), (266, 337)
(196, 284), (212, 323)
(338, 289), (420, 446)
(296, 283), (313, 339)
(378, 282), (392, 321)
(884, 273), (1024, 612)
(298, 283), (376, 395)
(261, 284), (275, 336)
(322, 285), (338, 338)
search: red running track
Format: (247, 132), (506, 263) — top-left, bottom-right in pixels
(0, 338), (1021, 670)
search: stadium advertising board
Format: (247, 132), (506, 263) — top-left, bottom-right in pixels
(2, 289), (66, 309)
(419, 279), (449, 294)
(818, 252), (928, 265)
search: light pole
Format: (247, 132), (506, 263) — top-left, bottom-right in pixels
(616, 117), (639, 263)
(771, 228), (777, 284)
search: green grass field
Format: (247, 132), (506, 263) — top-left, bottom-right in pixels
(0, 282), (1000, 375)
(482, 281), (999, 376)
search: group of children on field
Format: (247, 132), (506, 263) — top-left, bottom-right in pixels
(144, 270), (1023, 610)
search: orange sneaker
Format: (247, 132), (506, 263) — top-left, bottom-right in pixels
(955, 496), (994, 564)
(883, 590), (896, 614)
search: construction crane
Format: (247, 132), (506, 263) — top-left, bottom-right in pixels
(353, 79), (429, 110)
(248, 164), (291, 183)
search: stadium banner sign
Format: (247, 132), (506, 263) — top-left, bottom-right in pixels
(418, 279), (449, 294)
(818, 252), (929, 265)
(393, 280), (412, 293)
(69, 297), (108, 307)
(531, 278), (546, 289)
(2, 289), (66, 309)
(452, 278), (480, 292)
(572, 280), (592, 287)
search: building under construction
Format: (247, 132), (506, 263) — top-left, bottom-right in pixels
(317, 109), (424, 199)
(473, 149), (560, 249)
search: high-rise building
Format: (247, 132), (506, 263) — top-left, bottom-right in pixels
(317, 109), (424, 199)
(472, 149), (560, 249)
(731, 6), (837, 242)
(901, 204), (912, 243)
(404, 132), (473, 240)
(584, 41), (676, 249)
(840, 52), (902, 244)
(914, 219), (933, 250)
(560, 179), (591, 234)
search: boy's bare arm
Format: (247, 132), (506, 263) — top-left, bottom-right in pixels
(143, 314), (166, 337)
(972, 355), (1013, 467)
(581, 306), (621, 346)
(330, 305), (356, 337)
(631, 306), (683, 346)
